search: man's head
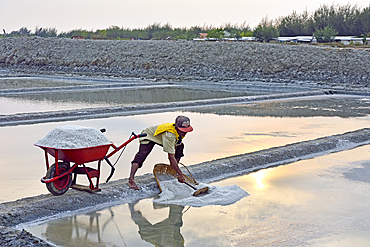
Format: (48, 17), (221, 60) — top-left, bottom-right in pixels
(175, 115), (193, 133)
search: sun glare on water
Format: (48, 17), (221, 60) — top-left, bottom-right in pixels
(249, 169), (271, 190)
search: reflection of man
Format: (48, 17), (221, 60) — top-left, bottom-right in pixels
(129, 202), (185, 247)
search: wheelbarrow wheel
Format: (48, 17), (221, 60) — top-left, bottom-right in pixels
(45, 162), (72, 196)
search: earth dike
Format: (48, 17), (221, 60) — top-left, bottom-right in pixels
(1, 37), (370, 91)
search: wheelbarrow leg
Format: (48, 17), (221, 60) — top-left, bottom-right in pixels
(71, 163), (102, 193)
(43, 149), (50, 170)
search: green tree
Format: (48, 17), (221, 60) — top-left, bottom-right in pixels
(9, 27), (31, 37)
(311, 3), (361, 36)
(207, 28), (225, 39)
(277, 10), (313, 36)
(253, 17), (279, 42)
(241, 30), (253, 37)
(359, 5), (370, 35)
(94, 29), (107, 39)
(36, 27), (57, 37)
(314, 25), (338, 43)
(106, 25), (121, 39)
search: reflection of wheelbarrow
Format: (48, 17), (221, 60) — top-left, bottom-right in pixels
(36, 131), (146, 196)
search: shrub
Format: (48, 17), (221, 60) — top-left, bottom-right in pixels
(314, 25), (338, 43)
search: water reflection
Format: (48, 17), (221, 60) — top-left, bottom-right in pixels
(249, 169), (270, 190)
(191, 95), (370, 118)
(0, 87), (248, 115)
(40, 201), (186, 247)
(0, 77), (88, 89)
(44, 211), (108, 246)
(129, 201), (185, 247)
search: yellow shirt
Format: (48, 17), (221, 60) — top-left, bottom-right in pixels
(140, 123), (180, 154)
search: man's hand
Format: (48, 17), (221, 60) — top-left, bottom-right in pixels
(177, 174), (185, 183)
(168, 153), (185, 183)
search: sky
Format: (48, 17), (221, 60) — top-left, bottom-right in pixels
(0, 0), (369, 33)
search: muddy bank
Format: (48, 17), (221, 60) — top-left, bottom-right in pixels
(0, 226), (51, 247)
(1, 127), (370, 229)
(1, 37), (370, 91)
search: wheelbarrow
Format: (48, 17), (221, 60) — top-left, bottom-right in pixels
(36, 131), (146, 196)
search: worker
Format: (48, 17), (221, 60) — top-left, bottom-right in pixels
(128, 115), (193, 190)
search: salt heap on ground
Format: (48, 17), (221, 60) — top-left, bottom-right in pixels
(154, 180), (249, 207)
(35, 125), (111, 149)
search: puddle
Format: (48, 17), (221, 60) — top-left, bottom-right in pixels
(0, 77), (89, 89)
(0, 86), (251, 114)
(24, 144), (370, 246)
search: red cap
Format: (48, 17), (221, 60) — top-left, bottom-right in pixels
(175, 115), (193, 132)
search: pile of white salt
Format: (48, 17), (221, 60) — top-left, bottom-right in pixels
(153, 180), (249, 207)
(35, 125), (111, 149)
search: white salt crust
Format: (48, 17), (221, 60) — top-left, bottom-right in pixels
(154, 179), (249, 207)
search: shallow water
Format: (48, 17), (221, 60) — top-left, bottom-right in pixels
(25, 144), (370, 246)
(1, 95), (370, 202)
(0, 86), (249, 114)
(0, 77), (89, 89)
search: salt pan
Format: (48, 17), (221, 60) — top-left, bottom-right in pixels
(153, 180), (249, 207)
(35, 125), (111, 149)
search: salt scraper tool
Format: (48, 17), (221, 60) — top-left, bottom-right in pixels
(184, 181), (209, 196)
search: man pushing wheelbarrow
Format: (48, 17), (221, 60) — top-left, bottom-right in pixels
(128, 115), (193, 190)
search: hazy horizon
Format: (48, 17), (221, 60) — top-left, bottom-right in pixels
(1, 0), (369, 33)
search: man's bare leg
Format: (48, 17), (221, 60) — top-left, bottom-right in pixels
(128, 162), (140, 190)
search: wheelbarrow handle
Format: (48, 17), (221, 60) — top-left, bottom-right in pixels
(105, 132), (147, 182)
(133, 132), (147, 138)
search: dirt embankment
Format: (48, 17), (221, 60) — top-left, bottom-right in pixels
(0, 37), (369, 89)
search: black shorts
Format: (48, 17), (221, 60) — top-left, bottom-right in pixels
(131, 141), (184, 168)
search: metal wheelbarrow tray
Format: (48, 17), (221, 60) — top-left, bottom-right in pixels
(36, 132), (146, 196)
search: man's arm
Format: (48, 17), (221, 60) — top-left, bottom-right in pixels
(168, 153), (185, 183)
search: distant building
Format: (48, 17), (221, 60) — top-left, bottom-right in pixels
(71, 36), (84, 39)
(199, 33), (208, 39)
(277, 36), (365, 45)
(333, 36), (363, 45)
(223, 37), (256, 42)
(223, 31), (231, 37)
(277, 36), (315, 43)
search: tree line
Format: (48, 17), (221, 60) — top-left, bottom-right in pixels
(2, 3), (369, 43)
